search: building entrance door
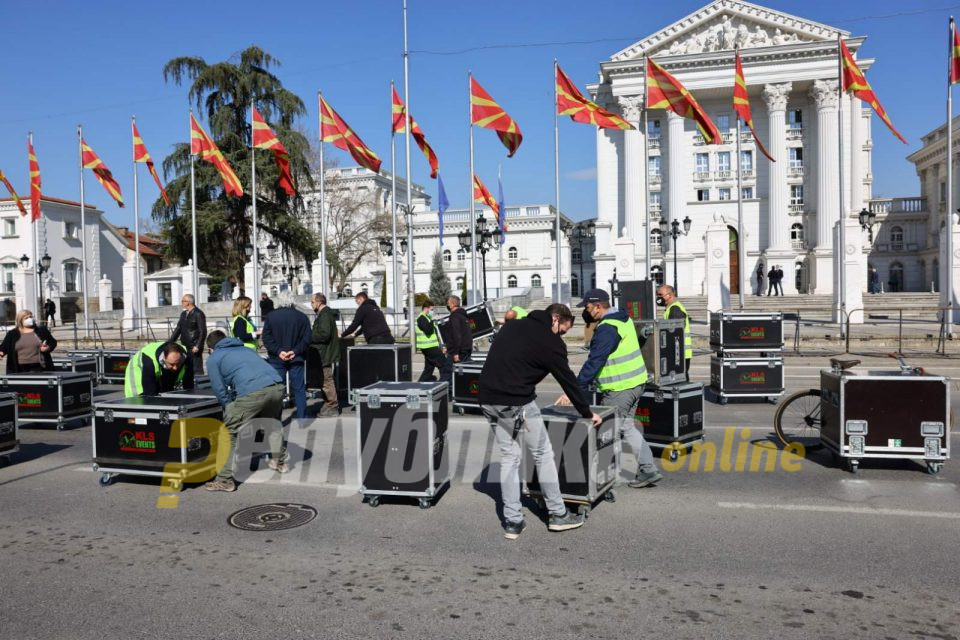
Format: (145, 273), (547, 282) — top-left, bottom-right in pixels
(728, 227), (740, 295)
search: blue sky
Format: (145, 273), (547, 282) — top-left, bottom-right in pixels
(0, 0), (955, 231)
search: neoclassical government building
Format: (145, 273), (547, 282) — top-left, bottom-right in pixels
(588, 0), (902, 296)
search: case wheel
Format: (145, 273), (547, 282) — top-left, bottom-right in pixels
(668, 449), (680, 462)
(418, 497), (432, 509)
(719, 396), (728, 406)
(456, 406), (465, 415)
(847, 459), (860, 474)
(57, 422), (66, 431)
(766, 396), (778, 405)
(603, 490), (616, 503)
(577, 504), (591, 519)
(366, 495), (380, 508)
(926, 462), (944, 475)
(98, 473), (115, 487)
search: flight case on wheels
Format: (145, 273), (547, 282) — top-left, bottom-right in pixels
(634, 382), (705, 461)
(709, 312), (784, 353)
(51, 354), (99, 381)
(637, 319), (686, 385)
(521, 405), (619, 518)
(347, 344), (412, 402)
(710, 355), (784, 404)
(820, 370), (950, 474)
(92, 395), (224, 487)
(0, 372), (94, 430)
(451, 362), (483, 414)
(356, 381), (449, 508)
(0, 393), (18, 462)
(100, 349), (137, 384)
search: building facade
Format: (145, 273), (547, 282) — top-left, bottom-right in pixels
(590, 0), (876, 296)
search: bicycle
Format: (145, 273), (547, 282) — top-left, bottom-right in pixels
(773, 353), (925, 453)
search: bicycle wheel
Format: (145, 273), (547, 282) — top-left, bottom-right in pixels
(774, 389), (823, 451)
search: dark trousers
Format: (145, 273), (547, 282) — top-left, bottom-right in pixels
(441, 351), (471, 391)
(45, 313), (56, 327)
(269, 359), (307, 420)
(186, 349), (204, 374)
(368, 334), (395, 345)
(685, 358), (691, 382)
(419, 347), (450, 382)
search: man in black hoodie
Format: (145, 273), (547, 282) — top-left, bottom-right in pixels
(479, 303), (602, 540)
(342, 291), (394, 344)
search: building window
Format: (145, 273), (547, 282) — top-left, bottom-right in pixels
(507, 274), (517, 288)
(571, 273), (580, 297)
(650, 264), (664, 286)
(889, 262), (904, 292)
(695, 153), (710, 172)
(791, 223), (804, 249)
(531, 274), (542, 288)
(741, 187), (754, 199)
(648, 119), (661, 138)
(697, 189), (710, 202)
(718, 188), (731, 201)
(651, 229), (662, 251)
(788, 147), (803, 168)
(507, 246), (518, 260)
(740, 150), (753, 172)
(456, 248), (466, 262)
(940, 181), (947, 204)
(890, 225), (904, 250)
(64, 221), (79, 240)
(572, 247), (582, 262)
(455, 275), (465, 291)
(788, 109), (802, 129)
(717, 152), (731, 173)
(442, 249), (451, 262)
(64, 261), (80, 293)
(716, 114), (730, 132)
(648, 156), (661, 176)
(1, 263), (15, 293)
(649, 191), (661, 211)
(2, 219), (16, 238)
(361, 283), (369, 293)
(525, 206), (539, 216)
(790, 185), (804, 206)
(342, 285), (353, 296)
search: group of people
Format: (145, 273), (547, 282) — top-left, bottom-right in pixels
(757, 264), (785, 296)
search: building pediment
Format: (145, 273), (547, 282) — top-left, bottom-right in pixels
(612, 0), (848, 61)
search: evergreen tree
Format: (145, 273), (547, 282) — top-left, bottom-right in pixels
(428, 249), (452, 304)
(460, 271), (468, 304)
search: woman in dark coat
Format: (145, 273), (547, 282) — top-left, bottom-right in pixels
(0, 309), (57, 373)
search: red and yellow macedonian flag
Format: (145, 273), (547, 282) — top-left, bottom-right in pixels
(470, 76), (523, 157)
(190, 114), (244, 197)
(133, 123), (170, 205)
(733, 51), (775, 162)
(252, 107), (296, 196)
(556, 64), (633, 130)
(951, 18), (960, 85)
(320, 95), (382, 173)
(81, 138), (125, 207)
(473, 174), (506, 233)
(840, 39), (907, 144)
(392, 86), (439, 178)
(28, 138), (42, 221)
(646, 58), (721, 144)
(0, 170), (27, 216)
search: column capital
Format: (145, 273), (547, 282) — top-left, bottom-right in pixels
(666, 110), (684, 125)
(616, 96), (643, 123)
(808, 79), (839, 110)
(762, 82), (792, 112)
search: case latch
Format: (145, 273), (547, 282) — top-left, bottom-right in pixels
(406, 393), (422, 409)
(366, 393), (381, 409)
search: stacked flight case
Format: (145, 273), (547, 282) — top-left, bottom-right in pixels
(356, 381), (449, 508)
(347, 344), (412, 405)
(709, 312), (784, 404)
(51, 354), (100, 383)
(451, 361), (483, 414)
(0, 392), (18, 462)
(436, 302), (496, 345)
(0, 372), (94, 430)
(100, 349), (137, 384)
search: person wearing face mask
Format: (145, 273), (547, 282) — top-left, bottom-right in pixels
(479, 303), (602, 539)
(415, 300), (448, 383)
(0, 310), (58, 373)
(309, 292), (340, 417)
(557, 289), (662, 489)
(123, 340), (194, 397)
(657, 284), (692, 381)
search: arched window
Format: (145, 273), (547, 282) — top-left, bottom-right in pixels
(508, 246), (518, 260)
(571, 273), (580, 297)
(456, 248), (466, 262)
(507, 274), (518, 288)
(651, 229), (663, 252)
(650, 264), (664, 286)
(442, 249), (451, 262)
(790, 223), (804, 249)
(343, 285), (353, 296)
(455, 275), (465, 291)
(571, 247), (582, 263)
(890, 225), (904, 251)
(889, 262), (904, 292)
(531, 274), (542, 288)
(361, 283), (369, 292)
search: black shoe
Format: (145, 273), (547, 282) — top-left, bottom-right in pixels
(629, 470), (664, 488)
(547, 510), (584, 532)
(502, 520), (526, 540)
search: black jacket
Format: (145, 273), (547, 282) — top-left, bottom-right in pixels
(262, 306), (312, 364)
(170, 307), (207, 349)
(478, 310), (591, 418)
(342, 299), (392, 342)
(260, 297), (274, 317)
(0, 326), (57, 373)
(445, 307), (473, 357)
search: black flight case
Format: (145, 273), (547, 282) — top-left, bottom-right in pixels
(709, 311), (784, 354)
(100, 349), (137, 384)
(451, 361), (483, 414)
(356, 381), (450, 508)
(634, 382), (705, 461)
(436, 301), (496, 344)
(820, 369), (950, 474)
(347, 344), (412, 404)
(637, 318), (686, 385)
(92, 395), (224, 489)
(710, 355), (784, 404)
(521, 405), (619, 518)
(0, 392), (18, 462)
(51, 354), (99, 384)
(0, 371), (94, 430)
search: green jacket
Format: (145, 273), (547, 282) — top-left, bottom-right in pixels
(311, 306), (341, 366)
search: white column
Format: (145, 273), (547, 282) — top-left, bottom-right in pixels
(122, 258), (138, 331)
(665, 111), (685, 224)
(850, 98), (864, 214)
(704, 214), (731, 313)
(311, 251), (325, 295)
(594, 111), (619, 295)
(98, 274), (113, 312)
(762, 82), (791, 251)
(14, 266), (37, 316)
(618, 96), (644, 243)
(810, 79), (840, 294)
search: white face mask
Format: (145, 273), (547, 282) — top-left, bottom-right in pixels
(23, 317), (35, 328)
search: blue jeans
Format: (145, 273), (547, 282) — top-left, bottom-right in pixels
(269, 359), (307, 420)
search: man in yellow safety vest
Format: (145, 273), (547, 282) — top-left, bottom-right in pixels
(657, 284), (693, 381)
(415, 300), (449, 383)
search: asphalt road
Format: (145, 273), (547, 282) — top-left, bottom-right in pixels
(0, 353), (958, 639)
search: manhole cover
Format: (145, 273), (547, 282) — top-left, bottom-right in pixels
(227, 503), (318, 531)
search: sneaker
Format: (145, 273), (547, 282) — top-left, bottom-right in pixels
(268, 459), (291, 474)
(547, 510), (584, 532)
(503, 520), (526, 540)
(629, 469), (664, 488)
(204, 479), (236, 492)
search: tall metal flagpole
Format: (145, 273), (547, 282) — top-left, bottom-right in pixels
(836, 36), (847, 329)
(250, 103), (260, 317)
(498, 163), (504, 296)
(189, 111), (199, 299)
(947, 18), (956, 326)
(390, 82), (400, 331)
(553, 60), (563, 304)
(77, 126), (90, 337)
(317, 92), (328, 295)
(642, 66), (651, 280)
(468, 72), (478, 306)
(29, 133), (39, 315)
(735, 87), (745, 310)
(403, 0), (416, 358)
(132, 118), (142, 332)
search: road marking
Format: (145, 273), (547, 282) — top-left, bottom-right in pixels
(717, 501), (960, 519)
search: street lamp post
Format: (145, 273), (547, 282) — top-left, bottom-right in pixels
(659, 216), (691, 295)
(20, 253), (52, 316)
(567, 220), (596, 297)
(458, 212), (500, 301)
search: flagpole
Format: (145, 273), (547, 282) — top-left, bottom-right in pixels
(948, 18), (956, 326)
(735, 63), (745, 310)
(642, 67), (651, 281)
(403, 0), (416, 358)
(553, 59), (563, 304)
(836, 36), (847, 332)
(250, 102), (260, 318)
(498, 163), (504, 296)
(132, 117), (142, 333)
(317, 92), (328, 296)
(188, 111), (199, 300)
(77, 126), (89, 337)
(468, 71), (478, 306)
(390, 81), (400, 333)
(28, 133), (39, 317)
